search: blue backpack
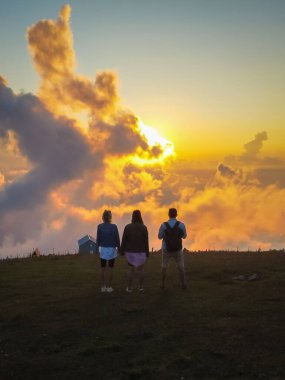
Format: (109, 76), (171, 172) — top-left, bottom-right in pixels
(164, 221), (183, 252)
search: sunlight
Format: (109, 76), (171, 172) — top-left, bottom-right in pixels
(135, 119), (174, 165)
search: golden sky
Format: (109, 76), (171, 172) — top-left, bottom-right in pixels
(0, 4), (285, 256)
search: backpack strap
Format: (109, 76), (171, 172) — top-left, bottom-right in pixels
(173, 221), (180, 230)
(164, 221), (180, 230)
(164, 221), (170, 230)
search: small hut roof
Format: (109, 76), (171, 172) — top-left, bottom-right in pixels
(78, 234), (96, 246)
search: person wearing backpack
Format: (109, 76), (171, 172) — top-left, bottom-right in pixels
(158, 208), (187, 289)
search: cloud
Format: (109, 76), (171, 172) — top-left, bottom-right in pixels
(224, 130), (283, 168)
(0, 80), (102, 245)
(253, 168), (285, 187)
(0, 76), (7, 86)
(0, 172), (5, 188)
(27, 5), (118, 121)
(90, 113), (148, 155)
(242, 131), (268, 161)
(1, 5), (285, 257)
(0, 5), (172, 252)
(182, 182), (285, 251)
(217, 163), (237, 178)
(219, 131), (285, 191)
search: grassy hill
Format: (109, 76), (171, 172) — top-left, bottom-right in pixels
(0, 253), (284, 379)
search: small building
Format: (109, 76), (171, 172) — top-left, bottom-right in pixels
(78, 235), (97, 255)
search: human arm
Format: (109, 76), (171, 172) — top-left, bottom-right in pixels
(145, 226), (150, 257)
(120, 226), (127, 256)
(95, 225), (100, 253)
(114, 225), (120, 253)
(158, 223), (166, 240)
(179, 222), (187, 239)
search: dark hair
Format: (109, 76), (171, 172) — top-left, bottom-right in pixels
(131, 210), (143, 224)
(102, 210), (112, 223)
(168, 208), (177, 218)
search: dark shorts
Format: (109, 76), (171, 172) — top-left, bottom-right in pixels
(100, 258), (115, 268)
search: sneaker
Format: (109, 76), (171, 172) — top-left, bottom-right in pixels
(126, 287), (133, 293)
(101, 286), (107, 293)
(106, 287), (114, 293)
(138, 288), (144, 292)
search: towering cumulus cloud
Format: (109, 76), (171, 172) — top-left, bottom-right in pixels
(0, 5), (173, 254)
(242, 131), (268, 162)
(0, 79), (100, 245)
(27, 5), (118, 120)
(0, 5), (284, 256)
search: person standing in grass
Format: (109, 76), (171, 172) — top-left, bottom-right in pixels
(158, 208), (187, 289)
(121, 210), (149, 292)
(96, 210), (120, 293)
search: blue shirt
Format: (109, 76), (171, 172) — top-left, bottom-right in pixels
(158, 218), (187, 251)
(96, 223), (120, 251)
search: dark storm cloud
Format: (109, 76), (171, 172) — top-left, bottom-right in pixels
(217, 163), (237, 178)
(0, 81), (101, 244)
(96, 120), (148, 155)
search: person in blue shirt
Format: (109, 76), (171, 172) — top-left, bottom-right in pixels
(96, 210), (120, 293)
(158, 208), (187, 289)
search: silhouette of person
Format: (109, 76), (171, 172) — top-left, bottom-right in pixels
(121, 210), (149, 292)
(96, 210), (120, 293)
(158, 208), (187, 289)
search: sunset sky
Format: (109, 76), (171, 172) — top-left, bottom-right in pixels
(0, 1), (285, 256)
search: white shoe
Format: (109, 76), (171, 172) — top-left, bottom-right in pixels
(106, 287), (114, 293)
(126, 287), (132, 293)
(101, 286), (107, 293)
(138, 288), (144, 292)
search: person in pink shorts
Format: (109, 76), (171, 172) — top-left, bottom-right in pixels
(121, 210), (149, 292)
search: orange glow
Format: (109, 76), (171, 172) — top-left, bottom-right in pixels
(1, 4), (285, 257)
(130, 120), (174, 166)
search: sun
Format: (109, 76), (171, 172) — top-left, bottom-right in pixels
(132, 119), (174, 165)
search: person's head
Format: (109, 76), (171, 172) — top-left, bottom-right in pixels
(168, 208), (178, 218)
(102, 210), (112, 223)
(131, 209), (143, 224)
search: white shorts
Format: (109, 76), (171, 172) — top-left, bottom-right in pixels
(99, 247), (118, 260)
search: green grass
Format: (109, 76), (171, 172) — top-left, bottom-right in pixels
(0, 253), (284, 379)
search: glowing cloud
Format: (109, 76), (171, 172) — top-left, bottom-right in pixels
(136, 120), (174, 164)
(0, 5), (285, 257)
(242, 131), (268, 161)
(0, 5), (176, 253)
(0, 172), (5, 188)
(27, 4), (118, 121)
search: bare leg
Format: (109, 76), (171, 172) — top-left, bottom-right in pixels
(161, 267), (167, 288)
(137, 264), (145, 289)
(101, 268), (106, 288)
(107, 267), (113, 288)
(178, 267), (186, 289)
(127, 266), (134, 289)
